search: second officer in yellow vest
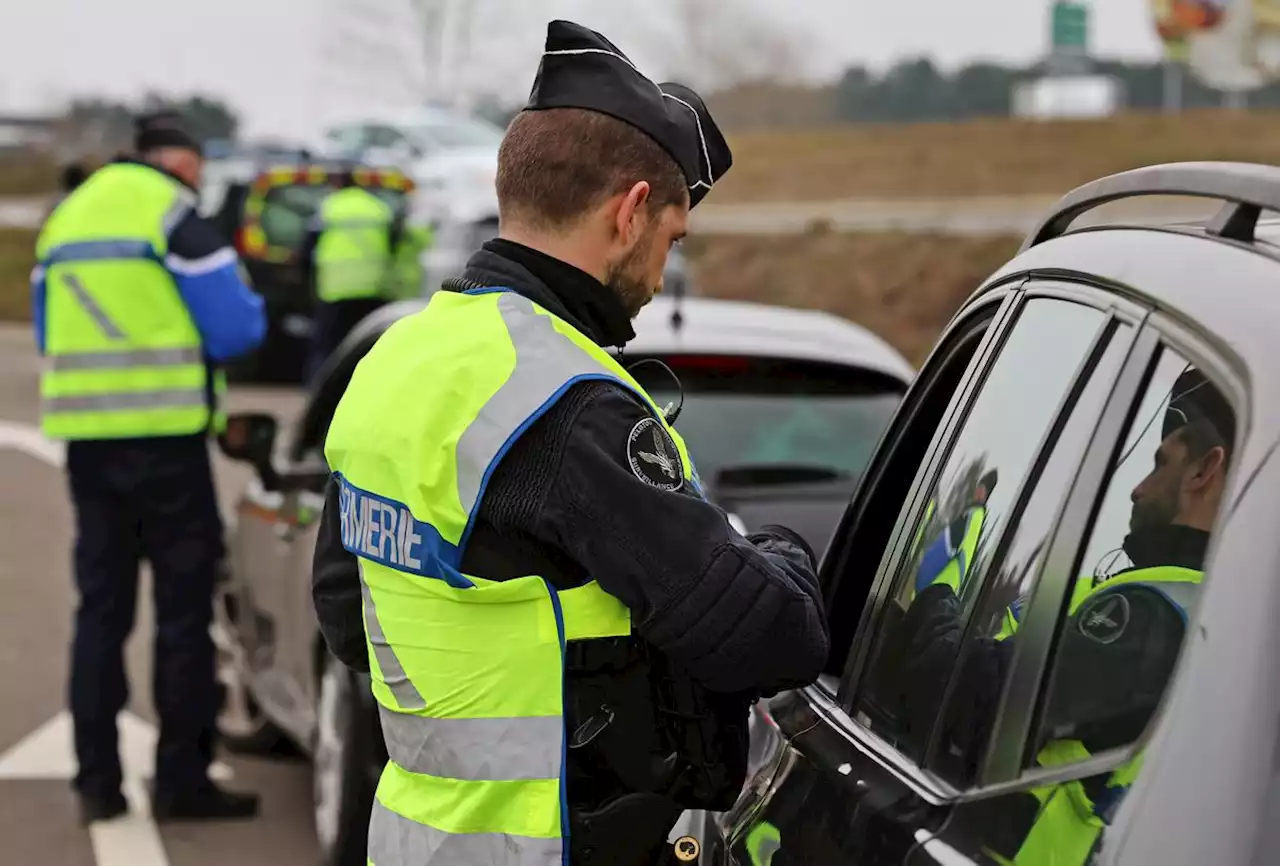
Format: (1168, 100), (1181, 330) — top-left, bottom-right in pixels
(34, 112), (266, 825)
(303, 170), (397, 382)
(311, 20), (830, 866)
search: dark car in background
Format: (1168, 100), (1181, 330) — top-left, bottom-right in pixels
(212, 292), (913, 866)
(200, 162), (416, 382)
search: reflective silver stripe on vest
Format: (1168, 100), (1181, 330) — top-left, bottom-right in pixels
(455, 292), (614, 516)
(43, 388), (207, 413)
(47, 347), (203, 372)
(378, 706), (562, 781)
(60, 273), (126, 340)
(368, 799), (562, 866)
(359, 565), (426, 710)
(323, 217), (389, 229)
(1150, 580), (1200, 619)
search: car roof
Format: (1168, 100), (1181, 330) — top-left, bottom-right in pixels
(347, 294), (915, 386)
(630, 296), (914, 383)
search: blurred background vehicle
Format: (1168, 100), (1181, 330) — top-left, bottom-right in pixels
(199, 162), (420, 383)
(317, 105), (502, 228)
(212, 291), (912, 866)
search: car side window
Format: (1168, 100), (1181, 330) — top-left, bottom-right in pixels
(927, 317), (1133, 785)
(852, 298), (1110, 762)
(936, 345), (1235, 865)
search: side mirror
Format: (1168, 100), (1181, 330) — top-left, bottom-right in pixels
(217, 412), (281, 490)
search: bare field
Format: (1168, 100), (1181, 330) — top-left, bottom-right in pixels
(0, 227), (1016, 364)
(0, 229), (36, 322)
(712, 109), (1280, 203)
(683, 230), (1022, 366)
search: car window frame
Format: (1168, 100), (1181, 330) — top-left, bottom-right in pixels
(911, 282), (1152, 788)
(843, 290), (1144, 769)
(972, 311), (1246, 797)
(821, 282), (1024, 700)
(807, 281), (1156, 803)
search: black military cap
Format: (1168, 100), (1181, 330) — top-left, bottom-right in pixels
(134, 110), (202, 156)
(525, 19), (732, 208)
(1163, 368), (1236, 453)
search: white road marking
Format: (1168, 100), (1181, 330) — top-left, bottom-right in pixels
(0, 422), (233, 866)
(0, 420), (63, 467)
(0, 710), (233, 866)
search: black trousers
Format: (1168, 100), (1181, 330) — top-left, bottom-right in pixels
(306, 298), (386, 385)
(65, 434), (225, 797)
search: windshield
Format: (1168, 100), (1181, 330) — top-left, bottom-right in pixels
(257, 183), (407, 251)
(633, 356), (902, 488)
(404, 119), (503, 150)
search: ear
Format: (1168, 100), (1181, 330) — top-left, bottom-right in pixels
(1187, 445), (1227, 491)
(614, 181), (650, 244)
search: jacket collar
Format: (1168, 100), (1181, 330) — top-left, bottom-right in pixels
(443, 239), (635, 349)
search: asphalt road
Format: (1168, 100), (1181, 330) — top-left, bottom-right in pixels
(0, 324), (321, 866)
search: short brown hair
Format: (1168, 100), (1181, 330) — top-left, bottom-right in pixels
(496, 108), (687, 231)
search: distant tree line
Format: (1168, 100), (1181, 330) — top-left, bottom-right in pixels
(833, 58), (1280, 123)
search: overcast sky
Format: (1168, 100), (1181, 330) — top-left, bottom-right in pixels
(0, 0), (1165, 141)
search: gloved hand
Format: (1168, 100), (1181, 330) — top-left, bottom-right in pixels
(748, 523), (818, 571)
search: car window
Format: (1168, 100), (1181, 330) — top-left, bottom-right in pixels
(852, 298), (1109, 762)
(927, 317), (1133, 785)
(633, 357), (902, 485)
(936, 344), (1235, 865)
(823, 299), (1005, 684)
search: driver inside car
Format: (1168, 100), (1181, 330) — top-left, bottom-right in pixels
(894, 368), (1233, 865)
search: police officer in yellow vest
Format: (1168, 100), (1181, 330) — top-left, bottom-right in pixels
(902, 369), (1232, 865)
(311, 20), (829, 866)
(33, 112), (265, 824)
(304, 170), (397, 382)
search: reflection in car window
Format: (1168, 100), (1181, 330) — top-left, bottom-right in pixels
(947, 348), (1235, 866)
(929, 319), (1132, 785)
(853, 299), (1108, 762)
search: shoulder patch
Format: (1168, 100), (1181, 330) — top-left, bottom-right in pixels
(1077, 591), (1131, 645)
(626, 417), (683, 491)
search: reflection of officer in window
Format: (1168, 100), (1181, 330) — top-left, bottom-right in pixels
(899, 370), (1233, 865)
(912, 468), (998, 596)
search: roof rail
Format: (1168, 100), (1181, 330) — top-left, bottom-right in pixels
(1021, 161), (1280, 252)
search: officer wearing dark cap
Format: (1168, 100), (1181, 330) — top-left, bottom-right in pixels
(311, 20), (828, 866)
(33, 110), (264, 824)
(895, 368), (1235, 864)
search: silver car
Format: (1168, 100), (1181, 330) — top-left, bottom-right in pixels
(213, 293), (913, 866)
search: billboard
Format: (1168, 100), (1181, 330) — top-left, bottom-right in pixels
(1151, 0), (1226, 60)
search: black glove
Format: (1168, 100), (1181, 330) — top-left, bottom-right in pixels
(748, 523), (818, 570)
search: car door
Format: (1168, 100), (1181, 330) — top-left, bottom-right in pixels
(714, 282), (1151, 865)
(916, 322), (1240, 865)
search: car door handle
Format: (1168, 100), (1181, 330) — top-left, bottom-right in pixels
(274, 522), (295, 542)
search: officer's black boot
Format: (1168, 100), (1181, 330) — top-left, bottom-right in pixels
(150, 779), (260, 822)
(77, 789), (128, 826)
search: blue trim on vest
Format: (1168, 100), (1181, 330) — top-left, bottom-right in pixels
(461, 286), (509, 296)
(333, 471), (474, 589)
(42, 239), (160, 266)
(457, 371), (631, 556)
(543, 580), (571, 865)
